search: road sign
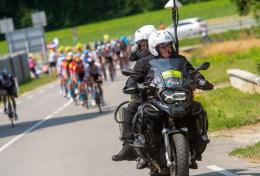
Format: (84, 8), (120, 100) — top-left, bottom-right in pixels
(5, 27), (45, 54)
(0, 18), (14, 34)
(31, 11), (47, 27)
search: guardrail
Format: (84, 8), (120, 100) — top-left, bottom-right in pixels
(0, 52), (30, 83)
(208, 18), (257, 34)
(227, 69), (260, 94)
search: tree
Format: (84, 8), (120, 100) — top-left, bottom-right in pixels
(232, 0), (260, 20)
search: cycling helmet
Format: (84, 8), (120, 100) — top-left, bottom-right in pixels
(75, 56), (81, 62)
(103, 34), (110, 43)
(1, 69), (9, 79)
(83, 50), (89, 55)
(134, 25), (157, 44)
(66, 52), (73, 61)
(120, 36), (130, 45)
(148, 30), (175, 57)
(0, 70), (12, 87)
(84, 57), (92, 64)
(65, 46), (72, 53)
(58, 46), (64, 53)
(76, 43), (82, 50)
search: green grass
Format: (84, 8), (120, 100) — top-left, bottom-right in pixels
(0, 41), (7, 56)
(46, 0), (237, 44)
(0, 0), (237, 55)
(230, 142), (260, 162)
(196, 87), (260, 131)
(19, 74), (57, 95)
(190, 47), (260, 84)
(180, 27), (260, 47)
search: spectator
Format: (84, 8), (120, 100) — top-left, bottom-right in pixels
(47, 42), (58, 75)
(28, 54), (39, 78)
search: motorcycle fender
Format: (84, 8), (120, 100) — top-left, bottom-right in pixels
(166, 127), (188, 136)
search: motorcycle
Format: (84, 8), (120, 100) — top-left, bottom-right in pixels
(114, 57), (213, 176)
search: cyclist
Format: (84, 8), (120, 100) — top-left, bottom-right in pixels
(0, 70), (18, 120)
(102, 45), (116, 81)
(73, 54), (86, 103)
(87, 60), (104, 104)
(96, 46), (107, 81)
(56, 46), (67, 96)
(61, 52), (73, 98)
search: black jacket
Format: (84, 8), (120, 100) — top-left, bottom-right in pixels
(129, 48), (150, 62)
(125, 54), (205, 89)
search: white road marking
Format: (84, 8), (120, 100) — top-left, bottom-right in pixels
(53, 110), (59, 115)
(58, 107), (64, 111)
(26, 95), (34, 100)
(0, 101), (72, 153)
(207, 165), (239, 176)
(38, 90), (45, 94)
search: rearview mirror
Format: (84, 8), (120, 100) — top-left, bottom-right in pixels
(196, 62), (210, 71)
(121, 68), (137, 76)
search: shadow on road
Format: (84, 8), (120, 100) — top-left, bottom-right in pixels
(0, 106), (116, 139)
(194, 168), (260, 176)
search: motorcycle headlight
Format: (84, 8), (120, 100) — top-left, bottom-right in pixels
(161, 91), (187, 104)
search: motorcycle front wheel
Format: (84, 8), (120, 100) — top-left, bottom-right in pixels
(171, 133), (189, 176)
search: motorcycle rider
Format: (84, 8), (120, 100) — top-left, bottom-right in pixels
(113, 29), (213, 169)
(112, 25), (156, 163)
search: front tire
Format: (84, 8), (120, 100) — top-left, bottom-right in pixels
(171, 133), (189, 176)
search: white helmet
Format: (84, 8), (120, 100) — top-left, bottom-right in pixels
(134, 25), (157, 44)
(148, 30), (175, 57)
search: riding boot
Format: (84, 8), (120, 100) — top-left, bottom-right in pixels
(136, 158), (148, 169)
(190, 161), (198, 169)
(112, 141), (136, 161)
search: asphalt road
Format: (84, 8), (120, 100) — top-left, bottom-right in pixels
(0, 75), (260, 176)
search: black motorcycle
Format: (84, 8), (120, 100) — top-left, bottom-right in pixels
(115, 57), (213, 176)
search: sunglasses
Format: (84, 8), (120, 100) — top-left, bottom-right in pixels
(158, 42), (172, 48)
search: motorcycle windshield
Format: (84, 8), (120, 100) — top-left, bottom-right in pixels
(149, 58), (189, 88)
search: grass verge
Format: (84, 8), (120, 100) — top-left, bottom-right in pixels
(19, 74), (57, 95)
(196, 87), (260, 131)
(230, 142), (260, 163)
(190, 47), (260, 84)
(180, 27), (260, 47)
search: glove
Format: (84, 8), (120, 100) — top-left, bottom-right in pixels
(129, 46), (139, 61)
(197, 78), (214, 90)
(123, 78), (139, 94)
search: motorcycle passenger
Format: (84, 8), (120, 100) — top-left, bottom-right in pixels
(0, 70), (18, 120)
(113, 29), (213, 169)
(129, 25), (156, 62)
(112, 25), (157, 163)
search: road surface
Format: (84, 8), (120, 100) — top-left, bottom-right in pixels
(0, 75), (259, 176)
